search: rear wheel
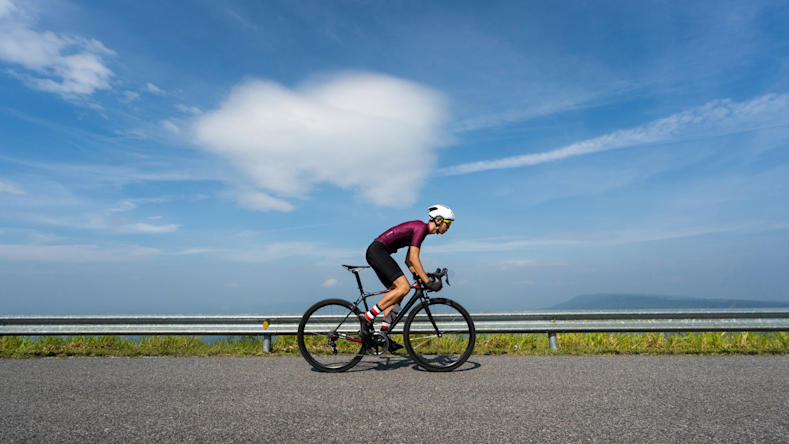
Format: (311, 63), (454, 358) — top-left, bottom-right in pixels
(403, 298), (475, 372)
(298, 299), (365, 372)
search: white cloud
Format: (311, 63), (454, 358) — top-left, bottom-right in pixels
(161, 120), (180, 134)
(0, 0), (17, 19)
(1, 190), (184, 235)
(0, 178), (24, 194)
(175, 104), (201, 114)
(500, 260), (538, 267)
(433, 224), (755, 254)
(0, 2), (115, 98)
(171, 248), (215, 255)
(108, 197), (169, 213)
(122, 90), (139, 102)
(233, 189), (294, 212)
(114, 128), (147, 139)
(322, 278), (339, 287)
(194, 72), (448, 211)
(146, 82), (165, 95)
(227, 240), (357, 264)
(147, 215), (162, 220)
(499, 260), (568, 269)
(0, 243), (160, 262)
(120, 223), (180, 233)
(441, 94), (789, 175)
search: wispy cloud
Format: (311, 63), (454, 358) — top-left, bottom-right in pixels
(119, 223), (180, 233)
(146, 83), (165, 95)
(441, 94), (789, 176)
(500, 260), (539, 267)
(453, 88), (615, 133)
(0, 0), (17, 19)
(161, 120), (180, 134)
(0, 0), (115, 98)
(0, 243), (160, 262)
(232, 189), (294, 212)
(432, 223), (768, 253)
(121, 91), (140, 103)
(175, 104), (201, 114)
(1, 192), (182, 234)
(499, 260), (568, 270)
(227, 240), (357, 264)
(0, 178), (24, 194)
(194, 72), (448, 211)
(1, 156), (223, 187)
(171, 248), (216, 255)
(321, 278), (339, 287)
(87, 198), (180, 233)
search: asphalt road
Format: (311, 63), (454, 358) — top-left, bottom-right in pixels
(1, 355), (787, 443)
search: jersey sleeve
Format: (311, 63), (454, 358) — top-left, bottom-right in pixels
(410, 222), (429, 249)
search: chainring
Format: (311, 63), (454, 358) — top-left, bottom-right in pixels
(366, 332), (390, 355)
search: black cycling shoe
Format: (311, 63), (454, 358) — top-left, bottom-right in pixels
(388, 339), (403, 353)
(359, 315), (376, 347)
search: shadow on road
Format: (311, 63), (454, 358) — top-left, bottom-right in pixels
(346, 355), (482, 373)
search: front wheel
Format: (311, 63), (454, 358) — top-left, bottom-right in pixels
(403, 298), (475, 372)
(298, 298), (365, 372)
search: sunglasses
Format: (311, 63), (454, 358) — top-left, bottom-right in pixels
(442, 219), (452, 227)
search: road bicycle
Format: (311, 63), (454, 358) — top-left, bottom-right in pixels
(297, 265), (475, 372)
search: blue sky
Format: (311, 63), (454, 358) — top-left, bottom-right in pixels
(1, 0), (788, 314)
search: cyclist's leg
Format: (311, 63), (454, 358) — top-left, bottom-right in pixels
(376, 276), (410, 312)
(364, 241), (408, 323)
(362, 277), (409, 324)
(377, 279), (409, 352)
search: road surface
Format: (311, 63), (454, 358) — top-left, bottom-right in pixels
(1, 355), (787, 443)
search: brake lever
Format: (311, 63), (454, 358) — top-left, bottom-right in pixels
(427, 268), (451, 285)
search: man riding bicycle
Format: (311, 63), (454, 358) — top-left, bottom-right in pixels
(360, 204), (454, 349)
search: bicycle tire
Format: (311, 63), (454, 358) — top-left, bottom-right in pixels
(403, 298), (475, 372)
(298, 298), (365, 372)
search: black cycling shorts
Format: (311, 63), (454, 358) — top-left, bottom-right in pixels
(366, 241), (404, 289)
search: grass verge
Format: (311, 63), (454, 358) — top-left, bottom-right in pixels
(1, 332), (787, 358)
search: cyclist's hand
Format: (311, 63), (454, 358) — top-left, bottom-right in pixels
(424, 279), (442, 292)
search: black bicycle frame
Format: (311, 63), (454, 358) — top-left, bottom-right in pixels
(341, 270), (442, 339)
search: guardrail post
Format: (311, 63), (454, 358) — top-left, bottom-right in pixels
(262, 335), (272, 353)
(548, 332), (558, 350)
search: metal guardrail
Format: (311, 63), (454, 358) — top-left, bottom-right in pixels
(2, 309), (788, 351)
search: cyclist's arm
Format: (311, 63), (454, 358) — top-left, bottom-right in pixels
(405, 247), (430, 284)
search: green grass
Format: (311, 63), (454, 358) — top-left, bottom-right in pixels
(1, 332), (787, 358)
(474, 332), (789, 356)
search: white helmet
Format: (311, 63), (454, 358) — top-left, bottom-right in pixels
(428, 204), (454, 222)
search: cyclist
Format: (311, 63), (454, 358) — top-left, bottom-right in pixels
(360, 204), (454, 349)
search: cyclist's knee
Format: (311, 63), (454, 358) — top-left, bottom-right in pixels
(392, 276), (410, 295)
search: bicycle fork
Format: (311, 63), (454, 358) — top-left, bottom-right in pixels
(421, 297), (443, 338)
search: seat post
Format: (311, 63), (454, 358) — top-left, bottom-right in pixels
(353, 271), (365, 295)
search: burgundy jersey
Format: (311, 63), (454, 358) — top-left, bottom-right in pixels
(375, 220), (430, 254)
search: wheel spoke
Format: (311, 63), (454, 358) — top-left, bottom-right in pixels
(298, 299), (365, 372)
(403, 298), (475, 372)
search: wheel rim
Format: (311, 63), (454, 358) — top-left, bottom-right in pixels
(301, 302), (364, 369)
(406, 301), (473, 369)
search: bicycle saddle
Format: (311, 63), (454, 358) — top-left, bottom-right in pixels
(342, 265), (370, 272)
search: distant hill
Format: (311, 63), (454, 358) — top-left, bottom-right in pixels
(543, 293), (789, 310)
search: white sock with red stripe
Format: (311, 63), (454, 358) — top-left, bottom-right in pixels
(381, 321), (391, 331)
(364, 304), (383, 322)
